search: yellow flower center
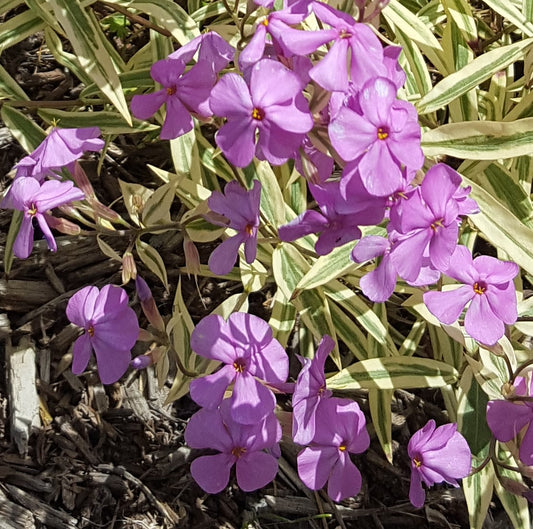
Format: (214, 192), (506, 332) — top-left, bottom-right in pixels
(339, 445), (347, 452)
(473, 282), (486, 295)
(88, 325), (95, 337)
(413, 457), (422, 468)
(430, 219), (444, 232)
(28, 203), (38, 216)
(233, 358), (246, 373)
(231, 446), (247, 458)
(377, 127), (389, 140)
(252, 107), (264, 121)
(166, 86), (176, 96)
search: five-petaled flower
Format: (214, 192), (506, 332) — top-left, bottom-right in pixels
(408, 420), (471, 508)
(66, 285), (140, 384)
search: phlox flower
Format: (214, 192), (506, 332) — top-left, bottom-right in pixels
(14, 127), (104, 181)
(207, 180), (261, 276)
(486, 377), (533, 465)
(185, 399), (281, 493)
(408, 420), (471, 508)
(295, 137), (334, 184)
(279, 2), (384, 92)
(297, 397), (369, 502)
(329, 77), (423, 197)
(423, 245), (518, 345)
(189, 312), (288, 424)
(389, 163), (476, 281)
(292, 335), (334, 445)
(1, 176), (85, 259)
(209, 58), (313, 167)
(130, 58), (217, 139)
(66, 285), (140, 384)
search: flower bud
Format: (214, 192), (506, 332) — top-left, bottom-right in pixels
(131, 354), (153, 370)
(184, 234), (201, 277)
(43, 214), (81, 235)
(121, 251), (137, 284)
(135, 275), (165, 332)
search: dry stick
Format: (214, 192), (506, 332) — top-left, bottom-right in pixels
(97, 1), (172, 37)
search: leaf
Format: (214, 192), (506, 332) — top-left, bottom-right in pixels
(417, 38), (533, 114)
(118, 179), (153, 226)
(3, 211), (22, 275)
(0, 9), (45, 52)
(135, 239), (168, 289)
(1, 106), (45, 153)
(268, 288), (296, 349)
(422, 118), (533, 159)
(96, 236), (122, 262)
(464, 177), (533, 277)
(0, 63), (29, 101)
(463, 461), (495, 529)
(369, 389), (393, 463)
(495, 457), (531, 529)
(328, 301), (369, 361)
(327, 357), (459, 391)
(398, 319), (426, 357)
(294, 242), (359, 292)
(239, 249), (267, 293)
(142, 180), (177, 227)
(170, 127), (202, 182)
(46, 0), (131, 123)
(482, 0), (533, 36)
(80, 68), (153, 101)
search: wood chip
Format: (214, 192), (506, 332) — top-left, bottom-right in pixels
(0, 487), (35, 529)
(0, 280), (56, 311)
(7, 337), (40, 455)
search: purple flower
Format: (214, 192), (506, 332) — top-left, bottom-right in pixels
(207, 180), (261, 276)
(329, 77), (423, 197)
(280, 2), (384, 92)
(189, 312), (289, 424)
(15, 127), (104, 181)
(389, 164), (475, 281)
(185, 399), (281, 493)
(486, 377), (533, 465)
(408, 420), (471, 508)
(295, 137), (334, 184)
(297, 397), (369, 502)
(209, 58), (313, 167)
(278, 179), (385, 255)
(130, 57), (216, 139)
(423, 245), (518, 345)
(1, 177), (85, 259)
(292, 335), (334, 445)
(66, 285), (140, 384)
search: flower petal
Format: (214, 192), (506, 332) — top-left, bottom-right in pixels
(423, 285), (474, 325)
(208, 234), (246, 275)
(71, 333), (93, 375)
(185, 407), (233, 452)
(297, 446), (338, 490)
(464, 294), (504, 345)
(13, 216), (35, 259)
(327, 453), (362, 501)
(190, 454), (234, 494)
(231, 373), (276, 424)
(189, 365), (236, 409)
(236, 451), (278, 491)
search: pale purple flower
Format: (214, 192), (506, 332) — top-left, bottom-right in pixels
(185, 399), (281, 493)
(1, 176), (84, 259)
(423, 245), (518, 345)
(189, 313), (288, 424)
(15, 127), (104, 181)
(209, 58), (313, 167)
(207, 180), (261, 276)
(297, 397), (369, 502)
(408, 420), (471, 508)
(389, 164), (475, 281)
(66, 285), (140, 384)
(486, 377), (533, 465)
(130, 58), (216, 139)
(278, 179), (385, 255)
(292, 335), (334, 445)
(279, 2), (384, 92)
(329, 77), (423, 197)
(295, 137), (334, 184)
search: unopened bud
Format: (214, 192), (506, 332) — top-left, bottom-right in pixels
(90, 199), (121, 222)
(184, 235), (201, 277)
(135, 275), (165, 332)
(43, 214), (81, 235)
(135, 275), (152, 302)
(131, 354), (153, 370)
(72, 162), (94, 198)
(499, 476), (530, 496)
(121, 251), (137, 284)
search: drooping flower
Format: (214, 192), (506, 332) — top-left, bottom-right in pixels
(185, 399), (281, 493)
(486, 377), (533, 465)
(423, 245), (518, 345)
(408, 420), (471, 509)
(297, 397), (369, 502)
(209, 58), (313, 167)
(292, 335), (334, 445)
(66, 285), (140, 384)
(1, 176), (85, 259)
(207, 180), (261, 276)
(14, 127), (104, 181)
(329, 77), (423, 197)
(189, 312), (288, 424)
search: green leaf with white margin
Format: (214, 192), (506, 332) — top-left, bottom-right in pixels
(118, 179), (153, 226)
(422, 118), (533, 159)
(294, 242), (359, 293)
(0, 63), (28, 101)
(38, 109), (158, 135)
(197, 133), (234, 184)
(109, 0), (200, 44)
(0, 9), (44, 52)
(441, 0), (477, 44)
(170, 127), (202, 182)
(268, 288), (296, 349)
(398, 319), (426, 357)
(428, 324), (463, 371)
(326, 356), (459, 391)
(80, 68), (153, 101)
(328, 301), (368, 361)
(464, 177), (533, 277)
(382, 0), (448, 75)
(482, 0), (533, 37)
(136, 239), (168, 289)
(1, 106), (45, 153)
(0, 0), (24, 12)
(190, 1), (225, 22)
(142, 180), (177, 228)
(324, 280), (389, 346)
(240, 249), (267, 293)
(369, 389), (394, 463)
(96, 236), (122, 262)
(3, 210), (22, 275)
(495, 451), (531, 529)
(417, 38), (533, 114)
(463, 349), (508, 401)
(47, 0), (131, 123)
(273, 244), (341, 367)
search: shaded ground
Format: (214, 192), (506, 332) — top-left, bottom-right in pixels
(0, 7), (519, 529)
